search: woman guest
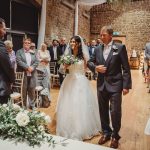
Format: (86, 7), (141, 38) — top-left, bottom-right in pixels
(37, 43), (51, 77)
(37, 43), (51, 104)
(4, 40), (16, 71)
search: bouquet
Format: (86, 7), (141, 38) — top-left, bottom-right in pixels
(0, 102), (54, 147)
(58, 54), (79, 65)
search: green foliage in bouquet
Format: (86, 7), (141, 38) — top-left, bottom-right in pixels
(0, 102), (55, 147)
(58, 54), (79, 65)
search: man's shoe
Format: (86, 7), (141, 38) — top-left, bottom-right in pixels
(98, 135), (110, 145)
(110, 138), (119, 149)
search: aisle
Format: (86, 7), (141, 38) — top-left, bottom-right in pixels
(39, 70), (150, 150)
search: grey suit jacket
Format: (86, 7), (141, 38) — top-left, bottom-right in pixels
(145, 42), (150, 60)
(87, 42), (132, 93)
(16, 48), (39, 88)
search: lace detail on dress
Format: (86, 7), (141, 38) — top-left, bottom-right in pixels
(68, 60), (85, 75)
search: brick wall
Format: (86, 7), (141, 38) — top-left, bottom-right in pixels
(40, 0), (91, 44)
(91, 0), (150, 52)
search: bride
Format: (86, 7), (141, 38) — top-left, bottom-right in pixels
(56, 35), (101, 140)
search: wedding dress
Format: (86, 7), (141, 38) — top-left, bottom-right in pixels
(145, 118), (150, 135)
(56, 60), (101, 140)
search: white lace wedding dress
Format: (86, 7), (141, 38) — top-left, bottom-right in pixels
(56, 60), (101, 140)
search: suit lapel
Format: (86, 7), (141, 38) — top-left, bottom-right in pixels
(21, 49), (27, 64)
(98, 45), (105, 65)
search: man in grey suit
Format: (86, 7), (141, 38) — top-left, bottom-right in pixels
(88, 26), (132, 149)
(16, 38), (39, 109)
(145, 42), (150, 61)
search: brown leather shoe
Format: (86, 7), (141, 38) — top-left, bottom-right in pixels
(110, 138), (119, 149)
(98, 135), (110, 145)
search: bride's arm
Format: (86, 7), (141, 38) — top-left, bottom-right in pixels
(84, 57), (88, 70)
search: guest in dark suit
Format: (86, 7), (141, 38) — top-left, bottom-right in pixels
(88, 26), (132, 149)
(89, 40), (96, 57)
(16, 38), (39, 109)
(89, 40), (97, 80)
(0, 18), (15, 104)
(58, 37), (67, 85)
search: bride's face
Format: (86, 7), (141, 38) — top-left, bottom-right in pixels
(70, 39), (76, 49)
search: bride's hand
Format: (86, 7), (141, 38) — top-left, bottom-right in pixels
(64, 64), (70, 69)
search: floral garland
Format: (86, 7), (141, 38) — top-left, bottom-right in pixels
(0, 102), (55, 147)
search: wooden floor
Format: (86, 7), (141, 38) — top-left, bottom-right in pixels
(39, 70), (150, 150)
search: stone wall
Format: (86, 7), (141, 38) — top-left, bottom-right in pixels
(90, 0), (150, 52)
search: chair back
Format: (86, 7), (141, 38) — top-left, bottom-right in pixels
(50, 62), (56, 74)
(12, 72), (24, 94)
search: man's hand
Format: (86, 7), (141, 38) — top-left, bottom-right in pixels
(96, 65), (107, 73)
(123, 89), (129, 95)
(27, 67), (34, 73)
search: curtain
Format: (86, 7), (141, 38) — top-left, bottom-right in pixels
(37, 0), (47, 50)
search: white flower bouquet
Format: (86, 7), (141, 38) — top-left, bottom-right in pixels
(0, 103), (54, 147)
(58, 54), (79, 65)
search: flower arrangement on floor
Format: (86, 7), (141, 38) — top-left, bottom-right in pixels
(58, 54), (79, 65)
(0, 102), (54, 147)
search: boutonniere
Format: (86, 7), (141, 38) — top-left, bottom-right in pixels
(112, 45), (118, 52)
(29, 50), (35, 54)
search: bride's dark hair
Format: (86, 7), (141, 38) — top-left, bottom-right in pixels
(70, 36), (84, 60)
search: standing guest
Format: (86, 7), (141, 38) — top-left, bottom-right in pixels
(58, 37), (67, 85)
(89, 40), (97, 58)
(0, 18), (15, 104)
(16, 38), (39, 109)
(48, 39), (60, 74)
(144, 42), (150, 85)
(37, 43), (51, 78)
(89, 40), (97, 80)
(37, 43), (51, 103)
(145, 42), (150, 62)
(30, 42), (37, 52)
(4, 40), (16, 71)
(88, 26), (132, 149)
(96, 38), (102, 46)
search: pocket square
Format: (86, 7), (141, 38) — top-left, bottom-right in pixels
(113, 52), (118, 55)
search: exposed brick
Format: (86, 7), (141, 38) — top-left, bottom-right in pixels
(91, 0), (150, 52)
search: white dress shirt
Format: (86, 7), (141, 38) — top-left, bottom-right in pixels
(103, 41), (113, 61)
(53, 46), (57, 60)
(24, 50), (32, 76)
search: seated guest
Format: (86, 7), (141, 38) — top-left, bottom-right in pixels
(4, 40), (16, 72)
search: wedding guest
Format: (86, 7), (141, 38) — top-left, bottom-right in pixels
(16, 38), (39, 109)
(4, 40), (16, 71)
(58, 37), (67, 85)
(30, 42), (37, 52)
(0, 18), (15, 104)
(37, 43), (51, 77)
(37, 43), (51, 104)
(48, 39), (60, 74)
